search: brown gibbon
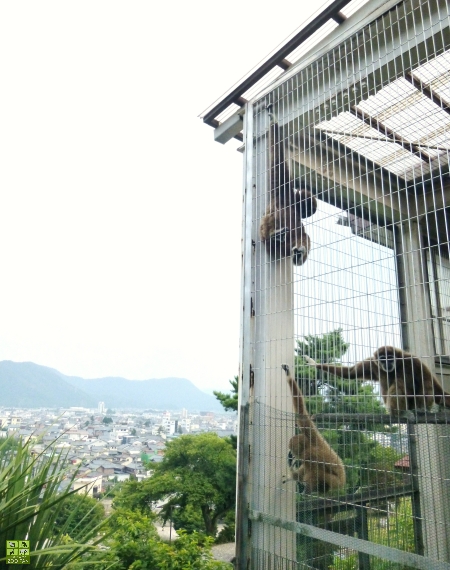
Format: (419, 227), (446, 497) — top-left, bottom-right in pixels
(282, 364), (346, 493)
(309, 346), (450, 413)
(260, 108), (317, 266)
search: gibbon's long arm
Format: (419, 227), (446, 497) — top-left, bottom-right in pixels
(260, 107), (317, 266)
(314, 358), (378, 381)
(282, 364), (315, 430)
(267, 109), (317, 218)
(299, 186), (317, 219)
(268, 107), (292, 209)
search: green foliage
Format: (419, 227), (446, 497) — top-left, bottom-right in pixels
(102, 416), (113, 425)
(0, 435), (109, 568)
(116, 432), (237, 536)
(295, 329), (350, 396)
(330, 499), (415, 570)
(152, 530), (232, 569)
(213, 376), (238, 449)
(104, 507), (160, 569)
(296, 328), (350, 363)
(214, 376), (238, 412)
(172, 503), (205, 534)
(53, 492), (105, 538)
(359, 444), (404, 489)
(369, 498), (415, 561)
(83, 509), (232, 570)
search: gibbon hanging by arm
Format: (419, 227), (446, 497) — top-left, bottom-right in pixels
(282, 364), (346, 494)
(307, 346), (450, 413)
(260, 108), (317, 266)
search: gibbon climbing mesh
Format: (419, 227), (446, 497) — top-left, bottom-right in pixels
(237, 0), (450, 569)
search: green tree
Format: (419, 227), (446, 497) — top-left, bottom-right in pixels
(102, 416), (113, 425)
(104, 507), (160, 569)
(153, 530), (232, 569)
(297, 328), (350, 363)
(84, 510), (232, 570)
(116, 433), (236, 537)
(213, 377), (238, 412)
(214, 377), (238, 451)
(295, 328), (350, 396)
(53, 493), (105, 538)
(171, 503), (205, 534)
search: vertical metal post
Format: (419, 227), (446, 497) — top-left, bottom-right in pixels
(396, 219), (450, 561)
(236, 104), (255, 570)
(249, 108), (297, 568)
(355, 507), (371, 570)
(406, 422), (424, 556)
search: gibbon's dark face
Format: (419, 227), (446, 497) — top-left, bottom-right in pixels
(377, 349), (396, 373)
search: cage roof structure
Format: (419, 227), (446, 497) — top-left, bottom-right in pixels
(201, 0), (450, 183)
(200, 0), (373, 138)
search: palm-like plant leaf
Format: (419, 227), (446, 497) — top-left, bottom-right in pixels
(0, 434), (110, 568)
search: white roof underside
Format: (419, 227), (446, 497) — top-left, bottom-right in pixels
(315, 51), (450, 181)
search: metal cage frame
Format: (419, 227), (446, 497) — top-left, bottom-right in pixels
(233, 0), (450, 569)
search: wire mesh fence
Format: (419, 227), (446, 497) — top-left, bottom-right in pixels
(238, 0), (450, 568)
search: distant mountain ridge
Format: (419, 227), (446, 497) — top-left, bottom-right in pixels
(0, 361), (222, 411)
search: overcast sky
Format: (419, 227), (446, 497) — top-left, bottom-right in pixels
(0, 1), (331, 391)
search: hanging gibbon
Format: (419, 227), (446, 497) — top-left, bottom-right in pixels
(282, 364), (346, 493)
(308, 346), (450, 413)
(260, 108), (317, 265)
